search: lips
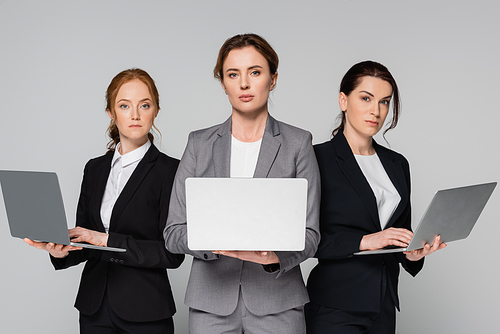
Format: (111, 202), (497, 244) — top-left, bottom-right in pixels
(129, 124), (142, 128)
(239, 94), (254, 102)
(365, 120), (378, 126)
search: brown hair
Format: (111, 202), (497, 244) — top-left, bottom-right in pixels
(105, 68), (160, 151)
(332, 60), (401, 137)
(213, 33), (279, 82)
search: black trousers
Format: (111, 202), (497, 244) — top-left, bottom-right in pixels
(79, 293), (174, 334)
(305, 272), (396, 334)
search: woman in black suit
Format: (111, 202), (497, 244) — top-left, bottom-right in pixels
(305, 61), (446, 334)
(25, 68), (184, 333)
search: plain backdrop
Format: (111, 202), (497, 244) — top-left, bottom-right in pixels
(0, 1), (498, 333)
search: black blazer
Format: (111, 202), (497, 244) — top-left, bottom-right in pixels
(51, 144), (184, 322)
(307, 130), (424, 313)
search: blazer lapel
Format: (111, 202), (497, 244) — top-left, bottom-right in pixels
(108, 144), (159, 232)
(374, 141), (409, 228)
(91, 153), (113, 233)
(213, 116), (232, 177)
(254, 115), (281, 178)
(333, 131), (381, 230)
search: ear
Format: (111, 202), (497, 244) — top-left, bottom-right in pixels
(106, 109), (114, 120)
(270, 72), (278, 91)
(220, 80), (228, 95)
(339, 92), (348, 112)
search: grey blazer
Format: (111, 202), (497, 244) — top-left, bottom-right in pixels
(164, 114), (320, 316)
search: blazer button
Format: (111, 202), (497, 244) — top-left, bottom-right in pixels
(204, 253), (208, 259)
(119, 260), (124, 264)
(110, 258), (114, 262)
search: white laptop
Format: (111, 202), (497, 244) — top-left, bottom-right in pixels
(354, 182), (496, 255)
(0, 170), (126, 252)
(186, 178), (308, 251)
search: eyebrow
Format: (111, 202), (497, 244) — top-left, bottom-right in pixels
(225, 65), (264, 73)
(116, 98), (152, 103)
(359, 91), (392, 99)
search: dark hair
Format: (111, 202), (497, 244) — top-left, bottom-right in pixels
(332, 60), (401, 137)
(213, 33), (279, 81)
(105, 68), (160, 151)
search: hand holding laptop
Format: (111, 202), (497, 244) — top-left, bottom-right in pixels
(24, 226), (110, 258)
(213, 250), (279, 265)
(404, 234), (447, 261)
(359, 227), (447, 261)
(24, 237), (82, 258)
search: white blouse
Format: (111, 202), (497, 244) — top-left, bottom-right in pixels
(355, 153), (401, 229)
(100, 141), (151, 233)
(230, 135), (262, 178)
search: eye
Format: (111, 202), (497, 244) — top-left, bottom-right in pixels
(380, 100), (390, 105)
(119, 104), (129, 109)
(362, 96), (370, 102)
(228, 73), (237, 78)
(140, 103), (150, 109)
(251, 70), (260, 76)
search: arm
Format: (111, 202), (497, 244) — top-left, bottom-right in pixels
(164, 132), (220, 261)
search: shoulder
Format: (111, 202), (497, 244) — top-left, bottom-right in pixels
(83, 151), (112, 172)
(275, 119), (311, 137)
(313, 139), (333, 154)
(273, 119), (312, 149)
(156, 151), (180, 170)
(375, 142), (409, 164)
(189, 122), (225, 142)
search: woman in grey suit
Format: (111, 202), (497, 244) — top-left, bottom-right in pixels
(164, 33), (320, 334)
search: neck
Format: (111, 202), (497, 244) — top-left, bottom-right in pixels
(118, 137), (149, 155)
(231, 109), (268, 142)
(343, 127), (375, 156)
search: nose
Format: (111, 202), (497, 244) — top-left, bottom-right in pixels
(131, 106), (141, 120)
(371, 103), (380, 117)
(240, 76), (249, 90)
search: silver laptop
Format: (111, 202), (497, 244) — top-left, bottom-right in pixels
(0, 170), (126, 252)
(186, 178), (308, 251)
(354, 182), (496, 255)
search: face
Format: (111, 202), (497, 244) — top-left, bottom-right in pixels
(221, 46), (277, 116)
(339, 76), (393, 140)
(107, 79), (155, 150)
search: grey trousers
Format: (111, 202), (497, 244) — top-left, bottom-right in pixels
(189, 288), (306, 334)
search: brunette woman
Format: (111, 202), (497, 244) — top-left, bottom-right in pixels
(164, 33), (320, 334)
(305, 61), (446, 334)
(25, 68), (184, 334)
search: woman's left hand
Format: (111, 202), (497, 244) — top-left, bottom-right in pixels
(213, 250), (280, 265)
(68, 226), (109, 247)
(404, 235), (447, 261)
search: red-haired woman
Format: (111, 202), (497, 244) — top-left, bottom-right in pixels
(25, 68), (184, 334)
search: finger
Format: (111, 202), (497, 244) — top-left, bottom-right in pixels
(384, 229), (412, 244)
(63, 245), (82, 251)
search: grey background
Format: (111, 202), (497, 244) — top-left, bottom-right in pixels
(0, 1), (498, 333)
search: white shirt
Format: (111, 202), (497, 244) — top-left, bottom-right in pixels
(355, 153), (401, 230)
(100, 141), (151, 233)
(230, 135), (262, 178)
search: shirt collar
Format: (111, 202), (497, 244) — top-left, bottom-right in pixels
(112, 141), (151, 168)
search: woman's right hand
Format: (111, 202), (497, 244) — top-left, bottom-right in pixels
(24, 238), (82, 258)
(359, 227), (414, 251)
